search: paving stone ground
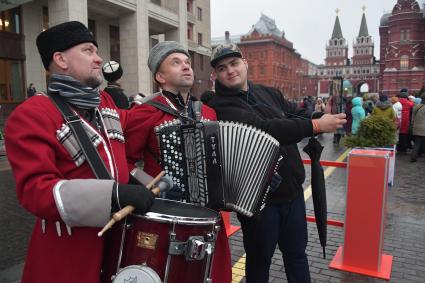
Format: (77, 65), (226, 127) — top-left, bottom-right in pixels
(1, 133), (425, 282)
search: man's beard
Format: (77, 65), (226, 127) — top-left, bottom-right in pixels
(85, 75), (103, 88)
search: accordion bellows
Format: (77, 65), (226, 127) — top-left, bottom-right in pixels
(155, 120), (281, 217)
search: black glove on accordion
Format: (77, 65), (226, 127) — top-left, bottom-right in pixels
(111, 183), (155, 215)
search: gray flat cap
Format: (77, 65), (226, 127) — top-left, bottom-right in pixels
(148, 41), (190, 75)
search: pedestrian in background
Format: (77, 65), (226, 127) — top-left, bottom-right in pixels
(372, 94), (396, 126)
(26, 83), (36, 98)
(102, 60), (130, 109)
(351, 96), (366, 135)
(410, 94), (425, 162)
(390, 96), (402, 130)
(398, 89), (414, 152)
(362, 93), (378, 116)
(314, 97), (325, 113)
(344, 96), (353, 135)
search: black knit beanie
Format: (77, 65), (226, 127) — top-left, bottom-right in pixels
(102, 61), (123, 82)
(36, 21), (98, 70)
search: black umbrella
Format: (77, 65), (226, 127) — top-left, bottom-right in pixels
(303, 137), (327, 259)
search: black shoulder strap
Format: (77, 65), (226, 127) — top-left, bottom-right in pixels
(146, 100), (181, 117)
(48, 92), (112, 180)
(192, 100), (202, 122)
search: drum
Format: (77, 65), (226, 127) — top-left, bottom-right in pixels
(104, 198), (220, 283)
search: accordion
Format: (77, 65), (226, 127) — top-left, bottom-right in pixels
(154, 120), (281, 217)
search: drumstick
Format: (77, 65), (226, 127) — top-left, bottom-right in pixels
(97, 171), (165, 237)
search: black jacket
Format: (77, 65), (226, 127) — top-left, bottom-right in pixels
(208, 80), (317, 204)
(104, 83), (129, 109)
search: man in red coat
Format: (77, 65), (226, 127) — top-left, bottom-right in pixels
(398, 89), (415, 152)
(4, 21), (154, 283)
(125, 41), (232, 282)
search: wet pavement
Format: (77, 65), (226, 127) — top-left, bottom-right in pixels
(0, 133), (424, 282)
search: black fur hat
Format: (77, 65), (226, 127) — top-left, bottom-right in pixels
(102, 61), (123, 82)
(36, 21), (97, 70)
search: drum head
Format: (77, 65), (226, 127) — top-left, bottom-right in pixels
(135, 198), (219, 225)
(112, 265), (161, 283)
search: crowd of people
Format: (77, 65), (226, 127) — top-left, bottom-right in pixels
(294, 91), (425, 162)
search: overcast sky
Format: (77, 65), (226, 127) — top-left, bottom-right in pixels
(211, 0), (425, 65)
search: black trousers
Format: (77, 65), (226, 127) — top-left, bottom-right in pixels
(411, 136), (425, 160)
(237, 194), (311, 283)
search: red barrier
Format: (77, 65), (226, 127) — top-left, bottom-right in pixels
(302, 159), (347, 168)
(329, 149), (393, 280)
(306, 216), (344, 227)
(222, 211), (240, 237)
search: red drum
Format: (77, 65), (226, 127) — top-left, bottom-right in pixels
(103, 199), (220, 283)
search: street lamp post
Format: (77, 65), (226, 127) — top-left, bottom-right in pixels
(296, 69), (304, 99)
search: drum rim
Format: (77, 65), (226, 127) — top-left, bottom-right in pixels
(134, 211), (219, 225)
(132, 198), (219, 225)
(113, 264), (161, 282)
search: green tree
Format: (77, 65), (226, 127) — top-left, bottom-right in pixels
(344, 115), (397, 148)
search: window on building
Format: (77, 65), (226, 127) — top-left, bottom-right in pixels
(401, 29), (411, 42)
(0, 7), (21, 34)
(199, 54), (204, 71)
(42, 6), (49, 31)
(109, 25), (120, 62)
(0, 59), (25, 103)
(187, 0), (193, 13)
(88, 19), (96, 39)
(197, 32), (203, 45)
(187, 22), (193, 40)
(197, 7), (202, 21)
(400, 55), (409, 70)
(259, 65), (266, 75)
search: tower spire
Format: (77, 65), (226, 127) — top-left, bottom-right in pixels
(358, 6), (369, 37)
(331, 11), (343, 39)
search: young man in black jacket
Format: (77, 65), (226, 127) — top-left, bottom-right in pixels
(208, 43), (346, 283)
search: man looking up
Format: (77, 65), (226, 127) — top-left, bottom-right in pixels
(208, 42), (346, 283)
(125, 41), (232, 283)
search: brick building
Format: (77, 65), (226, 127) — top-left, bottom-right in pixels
(379, 0), (425, 96)
(212, 14), (318, 100)
(317, 9), (380, 97)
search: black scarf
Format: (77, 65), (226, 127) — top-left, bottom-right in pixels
(48, 74), (100, 109)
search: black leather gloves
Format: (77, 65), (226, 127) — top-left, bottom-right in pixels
(111, 183), (155, 215)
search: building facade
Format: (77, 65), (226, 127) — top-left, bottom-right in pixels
(379, 0), (425, 97)
(317, 9), (380, 97)
(0, 0), (211, 126)
(212, 14), (318, 100)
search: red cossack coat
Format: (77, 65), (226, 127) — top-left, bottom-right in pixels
(4, 92), (129, 283)
(125, 95), (232, 283)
